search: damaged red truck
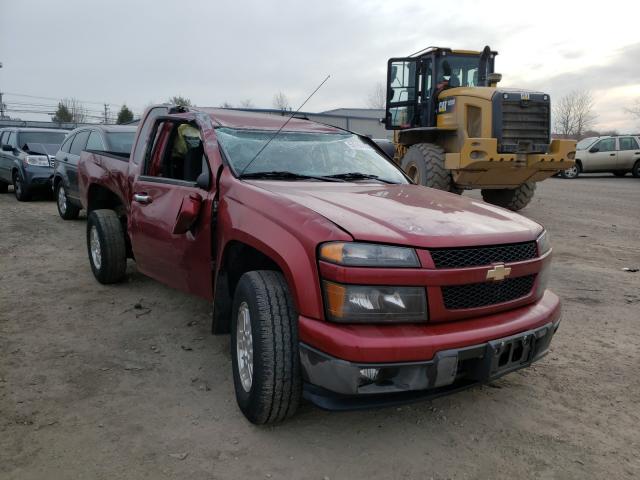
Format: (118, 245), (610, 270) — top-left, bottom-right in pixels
(78, 105), (560, 424)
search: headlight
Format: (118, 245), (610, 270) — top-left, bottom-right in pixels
(535, 265), (551, 297)
(323, 280), (427, 323)
(319, 242), (419, 267)
(537, 231), (551, 256)
(24, 155), (50, 167)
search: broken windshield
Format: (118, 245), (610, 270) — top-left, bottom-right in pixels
(215, 128), (408, 184)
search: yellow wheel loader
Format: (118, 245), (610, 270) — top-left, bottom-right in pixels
(385, 46), (576, 210)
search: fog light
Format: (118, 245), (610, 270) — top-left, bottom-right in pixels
(359, 368), (379, 386)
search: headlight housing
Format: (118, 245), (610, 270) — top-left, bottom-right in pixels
(319, 242), (419, 268)
(323, 280), (427, 323)
(24, 155), (50, 167)
(537, 231), (551, 256)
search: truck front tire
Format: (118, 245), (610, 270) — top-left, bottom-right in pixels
(0, 182), (8, 194)
(86, 209), (127, 284)
(401, 143), (462, 194)
(231, 270), (301, 424)
(481, 182), (536, 211)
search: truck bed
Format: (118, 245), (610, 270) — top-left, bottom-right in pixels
(78, 150), (132, 212)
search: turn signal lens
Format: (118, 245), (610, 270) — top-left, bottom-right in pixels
(319, 242), (419, 268)
(537, 231), (551, 256)
(323, 280), (427, 323)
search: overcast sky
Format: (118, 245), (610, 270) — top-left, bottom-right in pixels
(1, 0), (639, 131)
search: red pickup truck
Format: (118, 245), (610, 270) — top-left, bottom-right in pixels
(78, 105), (560, 424)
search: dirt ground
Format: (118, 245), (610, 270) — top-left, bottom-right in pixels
(1, 175), (639, 480)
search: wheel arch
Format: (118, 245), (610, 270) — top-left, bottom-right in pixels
(212, 238), (300, 334)
(86, 183), (126, 216)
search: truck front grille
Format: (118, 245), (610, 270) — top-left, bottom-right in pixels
(498, 98), (550, 153)
(430, 242), (537, 269)
(442, 274), (536, 310)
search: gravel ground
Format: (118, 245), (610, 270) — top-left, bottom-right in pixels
(1, 175), (639, 480)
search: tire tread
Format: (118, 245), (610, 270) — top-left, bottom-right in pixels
(235, 270), (301, 424)
(87, 209), (127, 284)
(481, 182), (536, 211)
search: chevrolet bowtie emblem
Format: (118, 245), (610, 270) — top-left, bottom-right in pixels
(486, 264), (511, 281)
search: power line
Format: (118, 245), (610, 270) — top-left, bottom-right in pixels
(4, 91), (128, 107)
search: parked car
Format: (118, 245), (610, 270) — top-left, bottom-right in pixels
(0, 127), (68, 200)
(78, 105), (561, 424)
(53, 125), (136, 219)
(561, 135), (640, 178)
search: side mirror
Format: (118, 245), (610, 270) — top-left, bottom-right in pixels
(589, 146), (599, 153)
(196, 170), (210, 190)
(172, 193), (203, 235)
(1, 144), (13, 152)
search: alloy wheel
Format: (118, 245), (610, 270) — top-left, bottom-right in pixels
(236, 301), (254, 393)
(90, 225), (102, 270)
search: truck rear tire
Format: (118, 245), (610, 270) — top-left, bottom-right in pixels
(481, 182), (536, 211)
(231, 270), (301, 424)
(87, 209), (127, 284)
(632, 160), (640, 178)
(0, 182), (8, 193)
(401, 143), (462, 194)
(56, 183), (81, 220)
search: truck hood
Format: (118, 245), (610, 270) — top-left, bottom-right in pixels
(250, 182), (543, 248)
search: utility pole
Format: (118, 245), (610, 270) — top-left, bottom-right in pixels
(103, 103), (110, 124)
(0, 62), (5, 120)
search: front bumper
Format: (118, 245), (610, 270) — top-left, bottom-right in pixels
(301, 320), (559, 410)
(23, 166), (54, 188)
(445, 138), (576, 188)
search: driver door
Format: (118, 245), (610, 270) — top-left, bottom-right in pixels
(385, 57), (420, 129)
(586, 138), (617, 171)
(128, 118), (216, 300)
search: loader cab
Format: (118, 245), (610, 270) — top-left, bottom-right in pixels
(385, 47), (497, 130)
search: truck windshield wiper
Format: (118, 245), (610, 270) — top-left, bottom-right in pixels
(323, 172), (397, 184)
(239, 171), (345, 182)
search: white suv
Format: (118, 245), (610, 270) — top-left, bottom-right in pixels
(561, 135), (640, 178)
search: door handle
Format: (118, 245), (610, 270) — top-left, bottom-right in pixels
(609, 153), (615, 156)
(133, 193), (152, 204)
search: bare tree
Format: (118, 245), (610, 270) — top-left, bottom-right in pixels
(54, 98), (87, 123)
(168, 95), (193, 107)
(220, 101), (234, 108)
(273, 92), (290, 111)
(553, 90), (596, 138)
(366, 82), (386, 109)
(239, 99), (254, 108)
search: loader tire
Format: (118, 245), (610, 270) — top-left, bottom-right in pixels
(481, 182), (536, 211)
(400, 143), (462, 194)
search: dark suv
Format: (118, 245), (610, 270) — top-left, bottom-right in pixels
(53, 125), (136, 219)
(0, 128), (68, 200)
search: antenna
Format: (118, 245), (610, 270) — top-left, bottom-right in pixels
(239, 75), (330, 175)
